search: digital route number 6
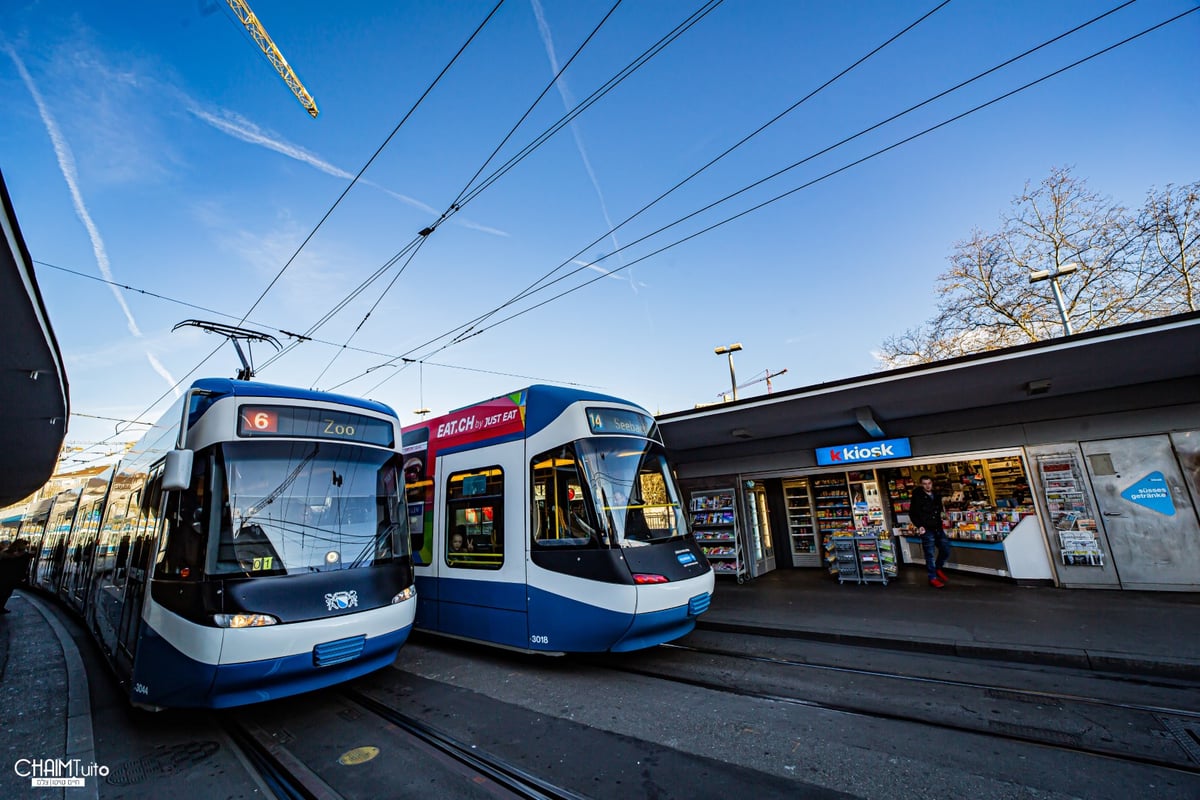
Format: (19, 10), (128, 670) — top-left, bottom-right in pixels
(249, 409), (278, 432)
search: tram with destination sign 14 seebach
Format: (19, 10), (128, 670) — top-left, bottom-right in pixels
(21, 378), (417, 709)
(401, 385), (713, 653)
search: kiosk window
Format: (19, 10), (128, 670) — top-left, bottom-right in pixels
(445, 466), (504, 570)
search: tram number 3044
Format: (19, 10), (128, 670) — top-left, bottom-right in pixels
(530, 634), (550, 645)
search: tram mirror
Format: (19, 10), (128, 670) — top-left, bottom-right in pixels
(163, 449), (195, 491)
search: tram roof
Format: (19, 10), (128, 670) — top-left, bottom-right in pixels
(656, 312), (1200, 456)
(189, 377), (398, 418)
(438, 384), (634, 417)
(0, 169), (68, 507)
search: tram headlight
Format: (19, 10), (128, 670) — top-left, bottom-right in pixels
(391, 585), (417, 604)
(213, 613), (279, 628)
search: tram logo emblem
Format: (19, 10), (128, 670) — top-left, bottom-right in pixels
(325, 590), (359, 611)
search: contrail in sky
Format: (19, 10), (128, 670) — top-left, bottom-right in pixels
(6, 44), (181, 395)
(530, 0), (626, 274)
(188, 106), (509, 237)
(7, 44), (143, 337)
(577, 259), (645, 292)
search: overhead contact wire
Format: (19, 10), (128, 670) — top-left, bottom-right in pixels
(365, 4), (1197, 389)
(231, 0), (506, 331)
(308, 0), (626, 387)
(327, 0), (728, 383)
(37, 256), (583, 387)
(435, 0), (1152, 346)
(455, 0), (955, 341)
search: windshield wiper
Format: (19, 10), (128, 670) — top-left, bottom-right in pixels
(244, 446), (320, 518)
(348, 522), (401, 568)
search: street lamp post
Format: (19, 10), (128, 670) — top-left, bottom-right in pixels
(1029, 263), (1078, 336)
(714, 343), (743, 401)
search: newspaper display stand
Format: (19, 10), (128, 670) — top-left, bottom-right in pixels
(689, 488), (748, 582)
(834, 529), (896, 585)
(1038, 454), (1106, 567)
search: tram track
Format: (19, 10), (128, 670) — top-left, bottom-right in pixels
(581, 640), (1200, 776)
(222, 717), (342, 800)
(221, 688), (590, 800)
(340, 688), (591, 800)
(663, 640), (1200, 720)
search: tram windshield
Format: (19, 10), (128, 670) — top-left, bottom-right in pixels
(211, 441), (408, 576)
(576, 438), (688, 546)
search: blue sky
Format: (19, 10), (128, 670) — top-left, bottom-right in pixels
(2, 0), (1197, 466)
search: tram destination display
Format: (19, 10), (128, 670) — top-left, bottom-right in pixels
(238, 405), (395, 447)
(586, 407), (659, 439)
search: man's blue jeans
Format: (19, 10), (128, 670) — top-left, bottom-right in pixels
(921, 528), (952, 581)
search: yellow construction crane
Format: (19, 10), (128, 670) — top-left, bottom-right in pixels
(225, 0), (319, 118)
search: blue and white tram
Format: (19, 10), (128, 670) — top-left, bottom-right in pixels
(402, 385), (713, 653)
(23, 378), (417, 708)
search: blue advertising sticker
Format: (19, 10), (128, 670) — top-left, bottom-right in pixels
(1120, 471), (1175, 516)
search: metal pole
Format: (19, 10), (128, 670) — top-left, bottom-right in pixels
(714, 343), (743, 402)
(1048, 276), (1073, 335)
(1029, 263), (1077, 337)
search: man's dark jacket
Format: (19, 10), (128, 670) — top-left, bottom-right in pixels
(909, 487), (944, 533)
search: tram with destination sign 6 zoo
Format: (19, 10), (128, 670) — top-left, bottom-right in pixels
(402, 385), (713, 653)
(20, 378), (417, 709)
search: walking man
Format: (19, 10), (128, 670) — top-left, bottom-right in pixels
(910, 475), (951, 588)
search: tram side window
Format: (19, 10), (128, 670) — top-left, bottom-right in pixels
(112, 491), (139, 585)
(445, 467), (503, 570)
(129, 473), (163, 582)
(406, 481), (430, 566)
(531, 446), (603, 548)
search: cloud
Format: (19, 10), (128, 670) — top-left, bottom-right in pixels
(7, 44), (142, 336)
(186, 104), (507, 235)
(7, 43), (181, 398)
(530, 0), (629, 279)
(575, 259), (647, 292)
(145, 352), (181, 390)
(189, 106), (355, 180)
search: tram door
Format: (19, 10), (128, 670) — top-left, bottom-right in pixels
(436, 448), (528, 649)
(1081, 436), (1200, 590)
(61, 493), (106, 612)
(116, 473), (163, 667)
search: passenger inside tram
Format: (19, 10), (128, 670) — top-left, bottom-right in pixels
(450, 525), (474, 552)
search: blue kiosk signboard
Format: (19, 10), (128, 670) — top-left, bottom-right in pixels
(816, 437), (912, 466)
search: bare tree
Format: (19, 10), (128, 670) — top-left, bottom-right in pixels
(1134, 182), (1200, 314)
(998, 166), (1137, 333)
(876, 167), (1185, 369)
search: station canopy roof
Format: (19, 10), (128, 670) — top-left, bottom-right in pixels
(657, 312), (1200, 456)
(0, 169), (68, 506)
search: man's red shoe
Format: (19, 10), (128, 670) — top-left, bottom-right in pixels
(929, 577), (946, 588)
(936, 569), (949, 582)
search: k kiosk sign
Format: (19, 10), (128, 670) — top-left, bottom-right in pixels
(816, 437), (912, 466)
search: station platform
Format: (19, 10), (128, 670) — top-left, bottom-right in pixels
(0, 590), (97, 800)
(699, 565), (1200, 680)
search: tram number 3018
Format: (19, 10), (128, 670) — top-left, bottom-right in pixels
(530, 634), (550, 645)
